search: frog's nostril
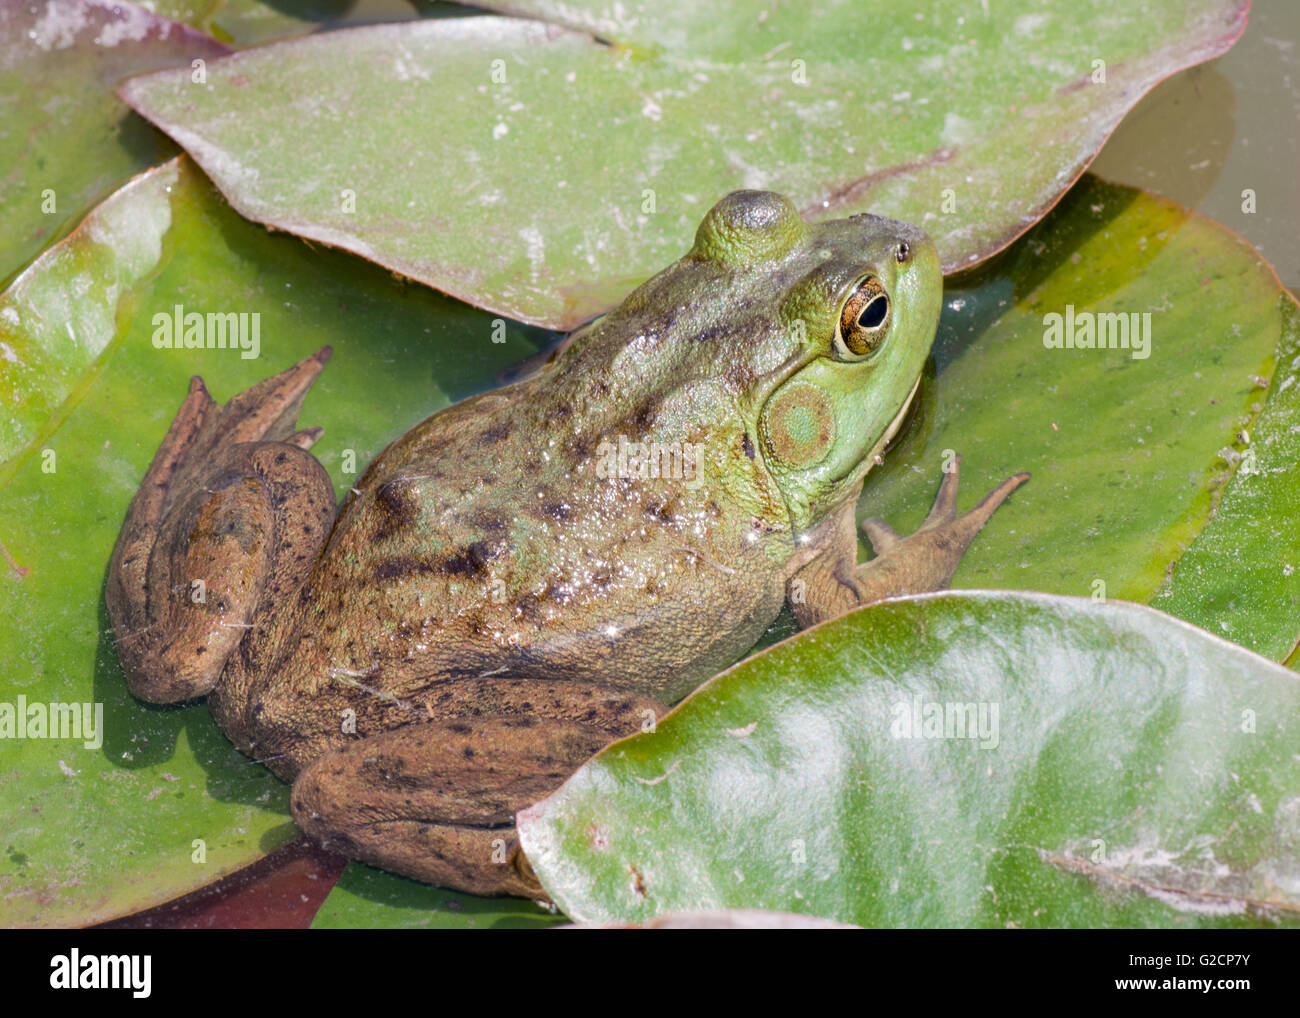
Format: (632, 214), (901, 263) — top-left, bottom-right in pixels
(895, 241), (911, 264)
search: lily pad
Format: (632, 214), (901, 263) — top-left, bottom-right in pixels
(309, 862), (564, 929)
(119, 0), (1249, 329)
(144, 0), (446, 48)
(0, 0), (227, 283)
(518, 591), (1300, 928)
(0, 157), (554, 927)
(1152, 296), (1300, 660)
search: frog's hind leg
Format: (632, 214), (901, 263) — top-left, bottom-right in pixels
(289, 681), (665, 897)
(790, 456), (1028, 628)
(107, 348), (336, 703)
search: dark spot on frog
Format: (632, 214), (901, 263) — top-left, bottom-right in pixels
(441, 541), (494, 576)
(693, 321), (730, 344)
(376, 540), (498, 582)
(462, 746), (475, 759)
(640, 305), (679, 338)
(629, 396), (659, 433)
(514, 593), (540, 622)
(543, 501), (571, 521)
(476, 423), (511, 447)
(473, 512), (507, 532)
(374, 556), (429, 582)
(643, 495), (678, 522)
(565, 434), (594, 461)
(741, 432), (755, 460)
(373, 478), (420, 540)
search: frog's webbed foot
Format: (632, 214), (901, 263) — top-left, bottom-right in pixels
(107, 349), (336, 703)
(290, 680), (665, 898)
(789, 457), (1028, 628)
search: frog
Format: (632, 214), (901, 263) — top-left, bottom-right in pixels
(107, 190), (1027, 898)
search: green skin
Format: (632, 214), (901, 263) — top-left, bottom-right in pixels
(107, 191), (1027, 897)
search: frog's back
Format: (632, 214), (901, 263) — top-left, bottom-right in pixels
(276, 371), (790, 710)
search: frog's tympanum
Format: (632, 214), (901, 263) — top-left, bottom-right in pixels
(108, 191), (1027, 897)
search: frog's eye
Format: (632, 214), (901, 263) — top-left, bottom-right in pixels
(834, 275), (890, 360)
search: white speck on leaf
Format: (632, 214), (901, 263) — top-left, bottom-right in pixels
(632, 760), (680, 786)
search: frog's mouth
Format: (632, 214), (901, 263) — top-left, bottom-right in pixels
(863, 372), (922, 475)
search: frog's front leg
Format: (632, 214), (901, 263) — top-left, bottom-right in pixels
(289, 680), (666, 898)
(788, 457), (1028, 628)
(107, 349), (336, 703)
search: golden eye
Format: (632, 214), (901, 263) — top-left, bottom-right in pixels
(835, 275), (890, 358)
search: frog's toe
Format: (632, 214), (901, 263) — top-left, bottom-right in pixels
(910, 455), (1029, 539)
(213, 345), (332, 447)
(854, 458), (1029, 604)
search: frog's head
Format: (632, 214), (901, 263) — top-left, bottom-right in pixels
(566, 189), (941, 533)
(693, 190), (941, 529)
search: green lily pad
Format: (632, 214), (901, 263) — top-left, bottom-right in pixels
(119, 0), (1248, 329)
(0, 157), (555, 927)
(519, 591), (1300, 928)
(144, 0), (449, 48)
(310, 862), (564, 929)
(862, 175), (1300, 656)
(0, 0), (228, 283)
(1152, 296), (1300, 660)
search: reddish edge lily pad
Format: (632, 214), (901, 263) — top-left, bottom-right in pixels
(0, 0), (227, 282)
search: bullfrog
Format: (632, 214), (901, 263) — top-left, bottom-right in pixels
(107, 190), (1027, 898)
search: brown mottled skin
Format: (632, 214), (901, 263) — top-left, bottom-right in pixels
(107, 191), (1027, 897)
